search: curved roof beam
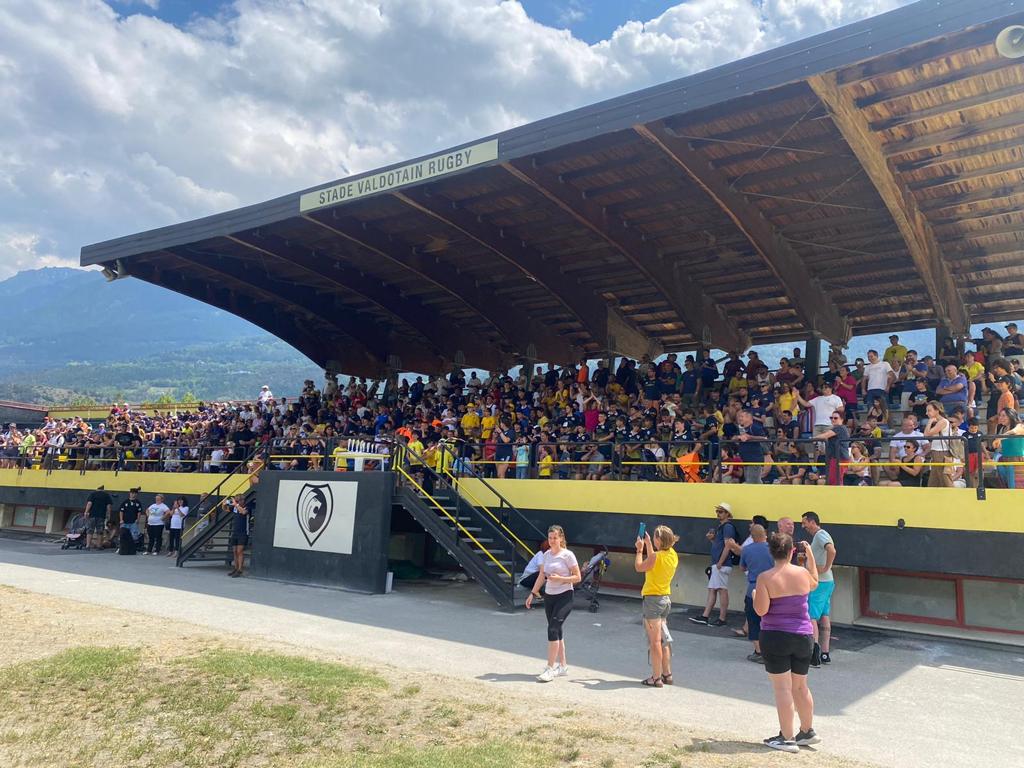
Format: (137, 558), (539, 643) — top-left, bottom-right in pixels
(633, 121), (851, 345)
(169, 250), (440, 375)
(393, 188), (659, 359)
(301, 209), (581, 364)
(128, 262), (337, 370)
(502, 160), (750, 351)
(808, 72), (971, 335)
(225, 230), (505, 372)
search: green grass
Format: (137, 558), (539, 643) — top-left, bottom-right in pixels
(0, 647), (136, 688)
(0, 646), (554, 768)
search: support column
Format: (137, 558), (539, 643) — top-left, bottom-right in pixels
(0, 504), (13, 528)
(804, 335), (822, 385)
(44, 506), (61, 534)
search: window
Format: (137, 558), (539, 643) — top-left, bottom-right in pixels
(12, 505), (47, 529)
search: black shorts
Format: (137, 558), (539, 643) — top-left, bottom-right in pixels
(228, 534), (249, 547)
(759, 630), (814, 675)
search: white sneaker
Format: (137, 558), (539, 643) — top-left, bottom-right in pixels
(536, 666), (557, 683)
(555, 664), (569, 677)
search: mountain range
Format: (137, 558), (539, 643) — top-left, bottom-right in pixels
(0, 267), (320, 404)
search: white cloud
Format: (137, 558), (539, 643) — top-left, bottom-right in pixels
(0, 229), (81, 278)
(0, 0), (914, 279)
(557, 1), (587, 27)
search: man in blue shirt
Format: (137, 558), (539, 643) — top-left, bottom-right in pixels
(680, 359), (701, 407)
(936, 364), (969, 411)
(740, 524), (775, 663)
(735, 410), (767, 484)
(690, 502), (740, 627)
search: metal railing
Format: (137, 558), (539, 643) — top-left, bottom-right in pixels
(2, 443), (263, 476)
(12, 430), (1024, 500)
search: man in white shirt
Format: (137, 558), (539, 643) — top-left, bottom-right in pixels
(860, 349), (895, 411)
(796, 382), (844, 455)
(209, 446), (226, 473)
(258, 385), (273, 403)
(886, 415), (929, 482)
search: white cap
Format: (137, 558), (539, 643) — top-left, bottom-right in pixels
(716, 502), (732, 514)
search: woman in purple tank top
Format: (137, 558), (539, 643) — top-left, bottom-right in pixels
(752, 532), (821, 753)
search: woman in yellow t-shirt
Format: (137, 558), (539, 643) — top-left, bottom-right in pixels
(776, 383), (799, 418)
(480, 412), (497, 441)
(537, 446), (554, 478)
(634, 525), (680, 687)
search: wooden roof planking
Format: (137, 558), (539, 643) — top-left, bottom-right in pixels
(82, 1), (1024, 375)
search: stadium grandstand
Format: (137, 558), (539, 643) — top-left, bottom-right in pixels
(2, 0), (1023, 637)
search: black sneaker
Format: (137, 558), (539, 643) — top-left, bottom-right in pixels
(709, 618), (727, 627)
(795, 729), (821, 746)
(820, 652), (831, 665)
(764, 733), (799, 753)
(689, 615), (710, 625)
(810, 642), (821, 668)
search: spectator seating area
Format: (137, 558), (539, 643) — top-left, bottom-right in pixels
(4, 334), (1024, 489)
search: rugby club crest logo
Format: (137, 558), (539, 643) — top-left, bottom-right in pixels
(295, 483), (333, 547)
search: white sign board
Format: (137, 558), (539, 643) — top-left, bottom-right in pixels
(273, 480), (358, 555)
(299, 139), (499, 212)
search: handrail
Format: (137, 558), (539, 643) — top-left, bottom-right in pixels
(180, 465), (262, 540)
(441, 443), (545, 548)
(443, 469), (536, 558)
(394, 464), (512, 578)
(181, 445), (264, 538)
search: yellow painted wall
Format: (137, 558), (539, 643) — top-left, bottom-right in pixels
(0, 469), (246, 497)
(457, 479), (1024, 534)
(46, 404), (203, 420)
(4, 469), (1020, 534)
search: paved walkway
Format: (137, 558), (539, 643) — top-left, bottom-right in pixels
(0, 537), (1021, 768)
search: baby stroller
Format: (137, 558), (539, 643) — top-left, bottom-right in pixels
(575, 547), (610, 613)
(61, 513), (88, 550)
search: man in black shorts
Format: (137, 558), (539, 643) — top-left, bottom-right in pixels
(84, 485), (112, 550)
(227, 496), (249, 578)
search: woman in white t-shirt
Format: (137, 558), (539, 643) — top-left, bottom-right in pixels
(525, 525), (581, 683)
(165, 497), (189, 556)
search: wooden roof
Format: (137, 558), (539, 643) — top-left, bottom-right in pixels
(82, 1), (1024, 375)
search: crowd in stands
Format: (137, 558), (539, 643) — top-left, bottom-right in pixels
(5, 324), (1024, 488)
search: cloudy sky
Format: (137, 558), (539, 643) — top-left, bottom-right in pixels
(0, 0), (914, 280)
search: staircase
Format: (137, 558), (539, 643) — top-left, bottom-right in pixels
(393, 446), (543, 609)
(176, 449), (263, 568)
